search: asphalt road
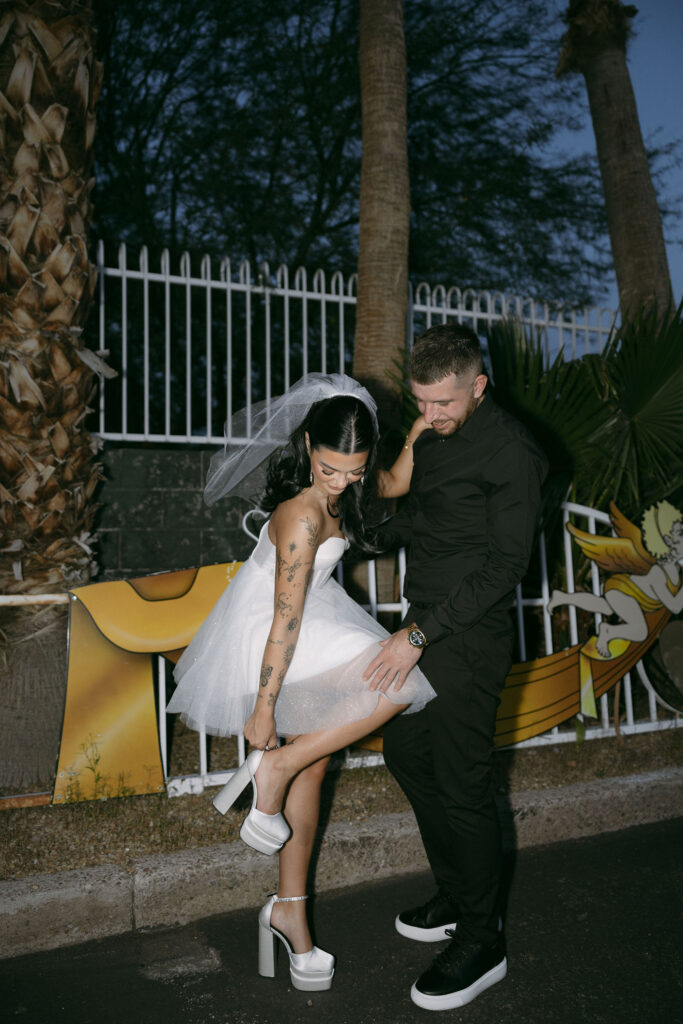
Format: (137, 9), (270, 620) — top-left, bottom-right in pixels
(2, 818), (681, 1024)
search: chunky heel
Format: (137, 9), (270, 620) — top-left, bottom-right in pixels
(258, 919), (277, 978)
(257, 894), (335, 991)
(212, 749), (291, 855)
(213, 760), (252, 815)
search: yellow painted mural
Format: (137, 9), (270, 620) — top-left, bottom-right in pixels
(53, 562), (241, 803)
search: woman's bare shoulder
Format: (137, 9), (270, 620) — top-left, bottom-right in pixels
(269, 493), (325, 551)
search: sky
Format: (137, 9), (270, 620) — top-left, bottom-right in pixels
(551, 0), (683, 310)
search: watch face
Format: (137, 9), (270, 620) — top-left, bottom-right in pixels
(408, 628), (425, 648)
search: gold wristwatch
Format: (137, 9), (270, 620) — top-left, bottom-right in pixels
(407, 623), (428, 649)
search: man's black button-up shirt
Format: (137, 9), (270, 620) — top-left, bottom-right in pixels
(377, 394), (547, 643)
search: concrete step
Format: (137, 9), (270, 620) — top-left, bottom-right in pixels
(1, 766), (681, 959)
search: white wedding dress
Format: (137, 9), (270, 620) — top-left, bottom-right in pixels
(167, 521), (435, 737)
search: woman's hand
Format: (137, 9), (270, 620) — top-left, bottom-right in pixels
(410, 413), (431, 437)
(377, 415), (432, 499)
(243, 706), (278, 750)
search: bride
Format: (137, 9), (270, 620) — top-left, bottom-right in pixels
(167, 374), (434, 993)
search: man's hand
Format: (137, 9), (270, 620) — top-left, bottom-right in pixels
(363, 628), (423, 692)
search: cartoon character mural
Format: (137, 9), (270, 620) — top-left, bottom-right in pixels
(480, 500), (681, 747)
(546, 501), (683, 718)
(549, 501), (683, 656)
(51, 502), (681, 802)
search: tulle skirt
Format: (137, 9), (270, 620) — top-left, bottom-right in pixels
(167, 557), (435, 737)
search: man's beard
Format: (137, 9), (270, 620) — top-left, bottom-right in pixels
(432, 392), (481, 436)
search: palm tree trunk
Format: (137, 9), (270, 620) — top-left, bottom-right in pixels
(557, 0), (672, 318)
(0, 0), (105, 595)
(354, 0), (410, 417)
(0, 1), (105, 794)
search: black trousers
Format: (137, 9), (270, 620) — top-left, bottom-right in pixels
(383, 606), (513, 947)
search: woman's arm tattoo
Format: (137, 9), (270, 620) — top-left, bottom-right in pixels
(300, 516), (319, 548)
(276, 643), (296, 685)
(276, 591), (293, 618)
(278, 554), (303, 582)
(266, 523), (317, 696)
(276, 549), (304, 581)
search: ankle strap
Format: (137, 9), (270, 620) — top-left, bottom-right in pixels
(273, 894), (308, 903)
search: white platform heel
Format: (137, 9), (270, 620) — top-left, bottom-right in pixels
(212, 749), (291, 855)
(258, 894), (335, 991)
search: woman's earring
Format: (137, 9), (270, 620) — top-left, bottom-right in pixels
(361, 474), (365, 485)
(309, 470), (314, 484)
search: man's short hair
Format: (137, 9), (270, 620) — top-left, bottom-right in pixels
(410, 324), (484, 384)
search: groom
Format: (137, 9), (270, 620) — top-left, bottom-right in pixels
(366, 323), (547, 1011)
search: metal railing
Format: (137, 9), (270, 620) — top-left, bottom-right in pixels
(160, 501), (680, 797)
(94, 243), (617, 445)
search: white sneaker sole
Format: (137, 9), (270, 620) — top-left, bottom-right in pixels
(395, 915), (457, 942)
(410, 956), (507, 1010)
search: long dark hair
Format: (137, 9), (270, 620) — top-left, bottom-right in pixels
(261, 395), (378, 552)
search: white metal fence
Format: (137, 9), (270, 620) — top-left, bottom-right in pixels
(93, 242), (617, 445)
(160, 502), (680, 798)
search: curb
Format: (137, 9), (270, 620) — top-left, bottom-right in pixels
(2, 767), (682, 959)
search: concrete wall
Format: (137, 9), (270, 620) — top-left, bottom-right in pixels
(93, 445), (256, 580)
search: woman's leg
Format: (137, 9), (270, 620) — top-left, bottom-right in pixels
(271, 754), (330, 953)
(254, 695), (408, 815)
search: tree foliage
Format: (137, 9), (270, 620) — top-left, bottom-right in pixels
(487, 308), (683, 523)
(93, 0), (615, 303)
(404, 0), (608, 300)
(93, 0), (361, 272)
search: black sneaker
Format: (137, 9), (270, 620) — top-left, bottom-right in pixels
(410, 932), (507, 1010)
(395, 891), (459, 942)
